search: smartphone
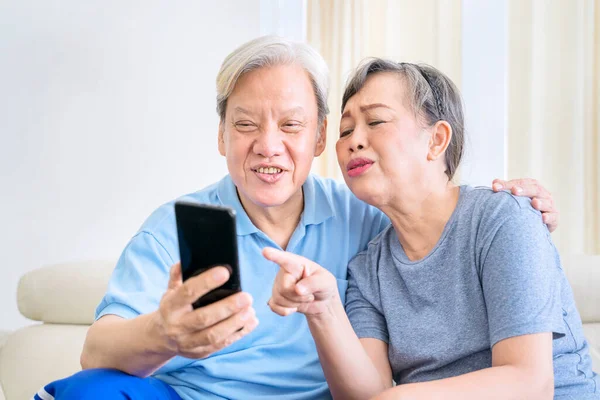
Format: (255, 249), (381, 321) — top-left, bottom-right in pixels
(174, 201), (241, 308)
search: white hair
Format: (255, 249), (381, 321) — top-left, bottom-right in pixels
(216, 35), (330, 125)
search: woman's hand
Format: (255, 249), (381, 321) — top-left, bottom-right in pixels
(492, 178), (559, 232)
(262, 247), (340, 317)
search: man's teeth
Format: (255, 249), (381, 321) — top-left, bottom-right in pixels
(257, 167), (282, 174)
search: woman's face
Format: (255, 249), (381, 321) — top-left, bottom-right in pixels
(336, 72), (432, 207)
(219, 64), (326, 209)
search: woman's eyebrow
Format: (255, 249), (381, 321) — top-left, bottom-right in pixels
(341, 103), (392, 119)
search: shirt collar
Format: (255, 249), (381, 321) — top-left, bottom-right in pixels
(216, 174), (336, 236)
(300, 173), (336, 226)
(216, 175), (259, 236)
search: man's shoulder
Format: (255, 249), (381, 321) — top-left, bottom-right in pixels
(309, 174), (353, 198)
(309, 174), (380, 215)
(138, 178), (226, 237)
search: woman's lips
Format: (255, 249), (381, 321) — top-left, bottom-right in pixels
(347, 163), (373, 177)
(346, 158), (374, 178)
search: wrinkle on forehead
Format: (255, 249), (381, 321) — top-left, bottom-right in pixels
(227, 64), (317, 115)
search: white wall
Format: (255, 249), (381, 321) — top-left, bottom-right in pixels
(459, 0), (508, 186)
(0, 1), (264, 331)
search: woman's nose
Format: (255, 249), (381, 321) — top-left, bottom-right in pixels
(347, 127), (367, 153)
(253, 126), (285, 158)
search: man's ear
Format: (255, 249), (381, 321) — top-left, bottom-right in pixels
(314, 118), (327, 157)
(218, 122), (226, 156)
(427, 120), (452, 161)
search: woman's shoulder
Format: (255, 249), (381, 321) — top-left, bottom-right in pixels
(460, 185), (542, 225)
(458, 186), (548, 249)
(350, 225), (396, 265)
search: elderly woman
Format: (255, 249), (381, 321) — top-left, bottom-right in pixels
(36, 37), (557, 400)
(267, 59), (598, 399)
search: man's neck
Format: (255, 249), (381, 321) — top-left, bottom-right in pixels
(238, 189), (304, 250)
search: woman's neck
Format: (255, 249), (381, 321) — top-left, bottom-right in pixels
(381, 182), (460, 261)
(237, 189), (304, 250)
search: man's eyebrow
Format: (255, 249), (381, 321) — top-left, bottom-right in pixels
(233, 107), (254, 116)
(341, 103), (392, 119)
(232, 107), (307, 116)
(283, 106), (307, 116)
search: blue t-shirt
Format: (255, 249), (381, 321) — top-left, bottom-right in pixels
(346, 186), (599, 399)
(96, 174), (389, 400)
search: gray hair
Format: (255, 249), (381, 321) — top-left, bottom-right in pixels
(216, 36), (330, 125)
(342, 58), (465, 180)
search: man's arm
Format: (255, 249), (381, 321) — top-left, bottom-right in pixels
(81, 264), (258, 377)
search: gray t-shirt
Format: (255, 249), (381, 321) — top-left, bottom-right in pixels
(346, 186), (599, 398)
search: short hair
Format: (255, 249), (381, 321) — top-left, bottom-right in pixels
(216, 36), (330, 125)
(342, 58), (465, 180)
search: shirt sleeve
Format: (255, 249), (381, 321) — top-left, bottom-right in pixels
(345, 252), (389, 343)
(480, 208), (565, 347)
(95, 231), (175, 320)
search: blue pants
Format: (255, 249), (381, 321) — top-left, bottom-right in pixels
(34, 369), (182, 400)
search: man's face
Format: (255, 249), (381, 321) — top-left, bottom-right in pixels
(219, 64), (326, 209)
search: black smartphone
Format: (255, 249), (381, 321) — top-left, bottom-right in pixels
(174, 201), (241, 308)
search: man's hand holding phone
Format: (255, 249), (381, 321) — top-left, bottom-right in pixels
(152, 262), (258, 360)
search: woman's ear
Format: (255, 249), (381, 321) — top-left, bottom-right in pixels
(427, 120), (452, 161)
(218, 122), (226, 156)
(315, 117), (328, 156)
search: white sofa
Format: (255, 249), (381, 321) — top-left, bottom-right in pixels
(0, 256), (599, 400)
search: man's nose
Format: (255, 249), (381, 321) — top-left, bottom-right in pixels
(253, 125), (285, 158)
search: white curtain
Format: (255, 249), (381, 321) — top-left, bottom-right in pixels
(307, 0), (462, 181)
(307, 0), (599, 254)
(507, 0), (600, 254)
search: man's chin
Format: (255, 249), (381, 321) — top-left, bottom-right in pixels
(254, 194), (292, 209)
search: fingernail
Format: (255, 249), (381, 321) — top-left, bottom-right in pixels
(237, 294), (251, 308)
(240, 308), (254, 321)
(296, 284), (307, 295)
(212, 267), (228, 282)
(493, 183), (503, 190)
(514, 186), (523, 194)
(536, 200), (542, 209)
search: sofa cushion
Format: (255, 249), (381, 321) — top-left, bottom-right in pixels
(562, 254), (600, 323)
(0, 331), (9, 350)
(583, 323), (600, 373)
(0, 330), (8, 400)
(18, 261), (114, 325)
(0, 324), (88, 400)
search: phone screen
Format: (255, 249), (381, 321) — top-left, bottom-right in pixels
(175, 201), (241, 308)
